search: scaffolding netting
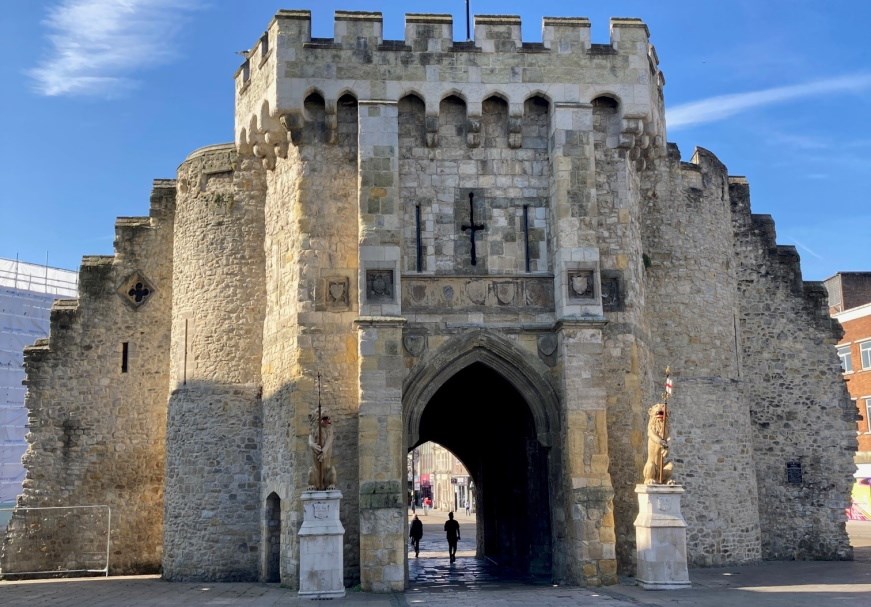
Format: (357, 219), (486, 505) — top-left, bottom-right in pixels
(0, 258), (78, 503)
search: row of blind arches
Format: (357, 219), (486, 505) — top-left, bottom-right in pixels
(303, 92), (620, 146)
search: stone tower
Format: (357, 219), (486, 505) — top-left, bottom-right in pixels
(1, 10), (856, 592)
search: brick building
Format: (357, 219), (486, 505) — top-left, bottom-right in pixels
(827, 272), (871, 520)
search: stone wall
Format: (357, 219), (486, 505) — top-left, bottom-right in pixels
(592, 100), (656, 574)
(163, 146), (266, 581)
(260, 113), (361, 586)
(398, 94), (551, 275)
(642, 148), (762, 567)
(1, 182), (174, 575)
(731, 178), (855, 560)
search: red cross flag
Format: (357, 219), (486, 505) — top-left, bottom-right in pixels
(665, 374), (673, 395)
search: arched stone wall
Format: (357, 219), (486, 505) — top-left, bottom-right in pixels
(402, 331), (560, 449)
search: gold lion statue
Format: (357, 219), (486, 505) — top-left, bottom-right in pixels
(307, 414), (337, 490)
(642, 403), (673, 485)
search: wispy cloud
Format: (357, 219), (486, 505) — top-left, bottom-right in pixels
(764, 131), (830, 151)
(667, 74), (871, 130)
(30, 0), (202, 98)
(783, 236), (823, 261)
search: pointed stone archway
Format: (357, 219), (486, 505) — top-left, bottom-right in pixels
(403, 331), (562, 579)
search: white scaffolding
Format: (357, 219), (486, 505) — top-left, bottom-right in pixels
(0, 257), (78, 504)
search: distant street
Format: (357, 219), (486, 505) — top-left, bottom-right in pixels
(408, 507), (477, 558)
(848, 520), (871, 558)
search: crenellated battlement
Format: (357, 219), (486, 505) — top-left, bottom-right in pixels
(236, 11), (652, 58)
(234, 10), (666, 166)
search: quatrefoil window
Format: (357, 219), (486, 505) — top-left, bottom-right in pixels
(118, 272), (155, 309)
(128, 282), (150, 302)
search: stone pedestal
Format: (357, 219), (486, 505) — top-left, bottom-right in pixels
(634, 484), (690, 590)
(298, 490), (345, 599)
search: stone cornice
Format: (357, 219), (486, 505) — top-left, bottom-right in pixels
(354, 316), (407, 329)
(554, 317), (608, 331)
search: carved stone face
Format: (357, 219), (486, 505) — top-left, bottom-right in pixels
(648, 403), (668, 426)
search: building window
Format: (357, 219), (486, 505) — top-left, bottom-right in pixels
(838, 345), (853, 373)
(865, 397), (871, 433)
(861, 341), (871, 370)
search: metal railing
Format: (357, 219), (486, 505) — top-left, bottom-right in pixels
(0, 505), (111, 578)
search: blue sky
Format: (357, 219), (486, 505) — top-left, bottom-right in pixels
(1, 0), (869, 281)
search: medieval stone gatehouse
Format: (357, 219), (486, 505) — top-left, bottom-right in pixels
(1, 10), (857, 591)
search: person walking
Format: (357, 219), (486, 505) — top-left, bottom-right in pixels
(444, 511), (460, 563)
(409, 514), (423, 557)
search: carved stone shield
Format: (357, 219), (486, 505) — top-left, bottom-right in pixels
(410, 283), (427, 303)
(495, 281), (517, 305)
(366, 269), (394, 303)
(538, 334), (558, 357)
(571, 275), (589, 297)
(569, 271), (595, 299)
(403, 334), (427, 357)
(328, 280), (346, 304)
(525, 279), (552, 308)
(465, 280), (487, 305)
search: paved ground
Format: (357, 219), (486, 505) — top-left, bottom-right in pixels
(1, 515), (868, 607)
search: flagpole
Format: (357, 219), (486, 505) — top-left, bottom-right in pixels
(465, 0), (471, 41)
(659, 367), (671, 484)
(317, 372), (323, 490)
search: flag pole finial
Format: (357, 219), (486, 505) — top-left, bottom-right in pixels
(465, 0), (471, 41)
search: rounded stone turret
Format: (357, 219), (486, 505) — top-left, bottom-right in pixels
(169, 143), (265, 385)
(162, 144), (267, 581)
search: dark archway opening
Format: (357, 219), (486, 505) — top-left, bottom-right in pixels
(413, 362), (552, 579)
(265, 493), (281, 583)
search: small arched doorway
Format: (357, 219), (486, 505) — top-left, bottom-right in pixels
(264, 493), (281, 582)
(411, 361), (553, 578)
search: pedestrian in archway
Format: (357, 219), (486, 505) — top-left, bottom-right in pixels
(444, 511), (460, 563)
(409, 515), (423, 557)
